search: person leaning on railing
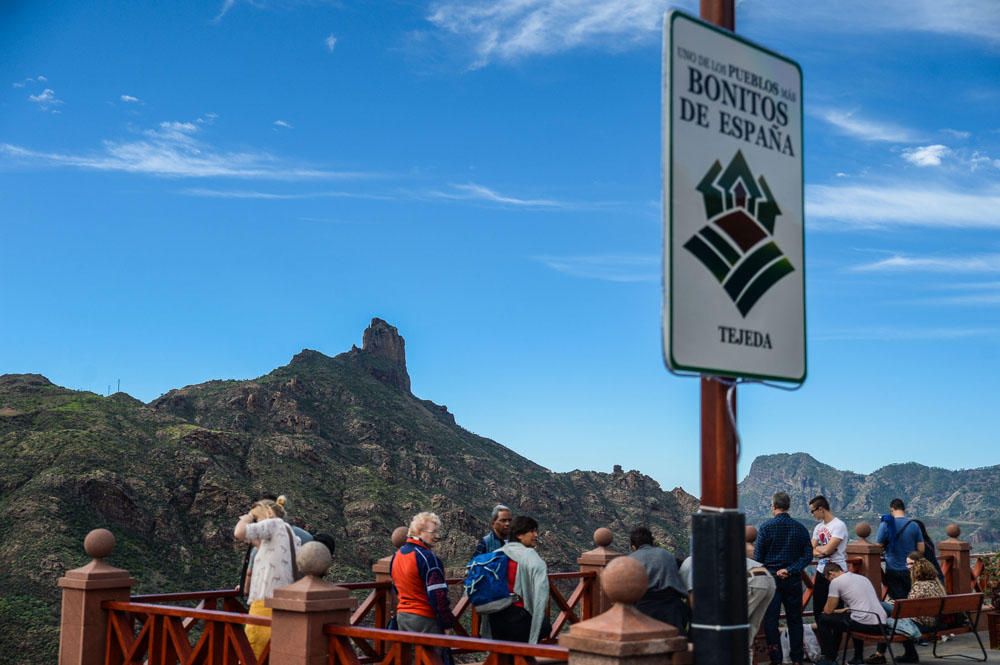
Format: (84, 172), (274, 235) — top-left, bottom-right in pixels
(234, 496), (302, 659)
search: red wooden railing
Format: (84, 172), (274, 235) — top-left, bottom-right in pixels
(104, 600), (268, 665)
(325, 624), (568, 665)
(103, 571), (595, 665)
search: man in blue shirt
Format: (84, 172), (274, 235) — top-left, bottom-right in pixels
(875, 498), (924, 600)
(754, 491), (812, 665)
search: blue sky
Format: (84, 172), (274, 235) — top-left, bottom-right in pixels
(2, 1), (999, 497)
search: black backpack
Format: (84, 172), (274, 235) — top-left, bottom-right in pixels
(912, 519), (943, 580)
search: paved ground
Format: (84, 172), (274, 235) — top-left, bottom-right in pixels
(852, 631), (994, 664)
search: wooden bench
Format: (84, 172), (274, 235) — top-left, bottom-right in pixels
(842, 592), (986, 664)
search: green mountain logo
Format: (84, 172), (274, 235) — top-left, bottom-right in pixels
(683, 150), (795, 316)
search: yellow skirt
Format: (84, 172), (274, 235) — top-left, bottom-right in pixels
(245, 599), (273, 659)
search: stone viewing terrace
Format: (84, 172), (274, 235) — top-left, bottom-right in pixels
(57, 523), (997, 665)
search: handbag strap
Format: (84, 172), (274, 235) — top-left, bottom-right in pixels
(286, 525), (300, 580)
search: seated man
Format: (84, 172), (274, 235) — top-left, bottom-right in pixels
(816, 563), (919, 665)
(627, 526), (689, 635)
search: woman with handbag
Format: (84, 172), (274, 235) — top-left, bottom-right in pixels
(234, 495), (301, 658)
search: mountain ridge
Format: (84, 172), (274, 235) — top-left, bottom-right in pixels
(0, 318), (696, 664)
(739, 452), (1000, 545)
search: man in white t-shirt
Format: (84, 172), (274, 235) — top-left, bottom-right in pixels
(809, 495), (849, 618)
(816, 563), (919, 665)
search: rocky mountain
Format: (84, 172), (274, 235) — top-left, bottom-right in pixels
(0, 318), (696, 664)
(738, 452), (1000, 546)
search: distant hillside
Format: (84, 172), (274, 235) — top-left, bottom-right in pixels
(0, 318), (696, 664)
(739, 452), (1000, 546)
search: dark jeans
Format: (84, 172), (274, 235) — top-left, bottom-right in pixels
(816, 612), (879, 660)
(764, 574), (804, 664)
(488, 605), (552, 643)
(635, 588), (690, 636)
(813, 569), (831, 618)
(884, 568), (911, 600)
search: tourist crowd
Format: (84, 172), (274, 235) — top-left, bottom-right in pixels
(232, 492), (945, 663)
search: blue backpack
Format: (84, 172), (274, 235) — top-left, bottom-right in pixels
(463, 551), (516, 614)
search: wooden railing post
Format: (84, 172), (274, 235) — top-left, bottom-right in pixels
(846, 522), (883, 597)
(370, 526), (407, 628)
(561, 557), (690, 665)
(938, 523), (972, 595)
(577, 527), (622, 616)
(269, 542), (357, 665)
(57, 529), (134, 665)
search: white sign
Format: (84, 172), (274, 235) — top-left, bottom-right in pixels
(662, 11), (805, 382)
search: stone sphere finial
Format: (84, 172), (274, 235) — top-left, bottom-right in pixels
(298, 542), (332, 577)
(84, 528), (115, 559)
(746, 525), (757, 543)
(946, 523), (961, 539)
(855, 522), (871, 540)
(593, 527), (613, 548)
(391, 526), (408, 548)
(601, 556), (648, 605)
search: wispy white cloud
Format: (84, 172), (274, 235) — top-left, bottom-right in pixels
(813, 326), (1000, 342)
(325, 34), (338, 52)
(1, 119), (368, 180)
(806, 183), (1000, 230)
(13, 75), (47, 88)
(428, 183), (567, 207)
(120, 94), (142, 104)
(851, 253), (1000, 273)
(182, 188), (390, 200)
(214, 0), (237, 21)
(942, 128), (971, 140)
(743, 0), (1000, 45)
(273, 119), (293, 129)
(902, 144), (950, 167)
(534, 254), (658, 282)
(903, 280), (1000, 306)
(28, 88), (63, 112)
(428, 0), (1000, 66)
(812, 108), (921, 143)
(967, 151), (1000, 171)
(215, 0), (339, 22)
(428, 0), (694, 67)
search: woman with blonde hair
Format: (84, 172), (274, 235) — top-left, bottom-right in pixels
(390, 512), (454, 634)
(234, 495), (301, 658)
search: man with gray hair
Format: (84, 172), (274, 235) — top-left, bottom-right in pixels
(473, 504), (512, 556)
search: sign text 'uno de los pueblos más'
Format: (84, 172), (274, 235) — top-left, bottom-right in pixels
(662, 11), (805, 383)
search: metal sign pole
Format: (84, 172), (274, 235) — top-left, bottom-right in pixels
(690, 8), (749, 665)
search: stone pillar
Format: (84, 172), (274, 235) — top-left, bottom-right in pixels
(578, 528), (623, 616)
(938, 523), (971, 595)
(561, 556), (690, 665)
(745, 526), (757, 560)
(269, 542), (357, 665)
(846, 522), (883, 596)
(58, 529), (134, 665)
(370, 526), (407, 626)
